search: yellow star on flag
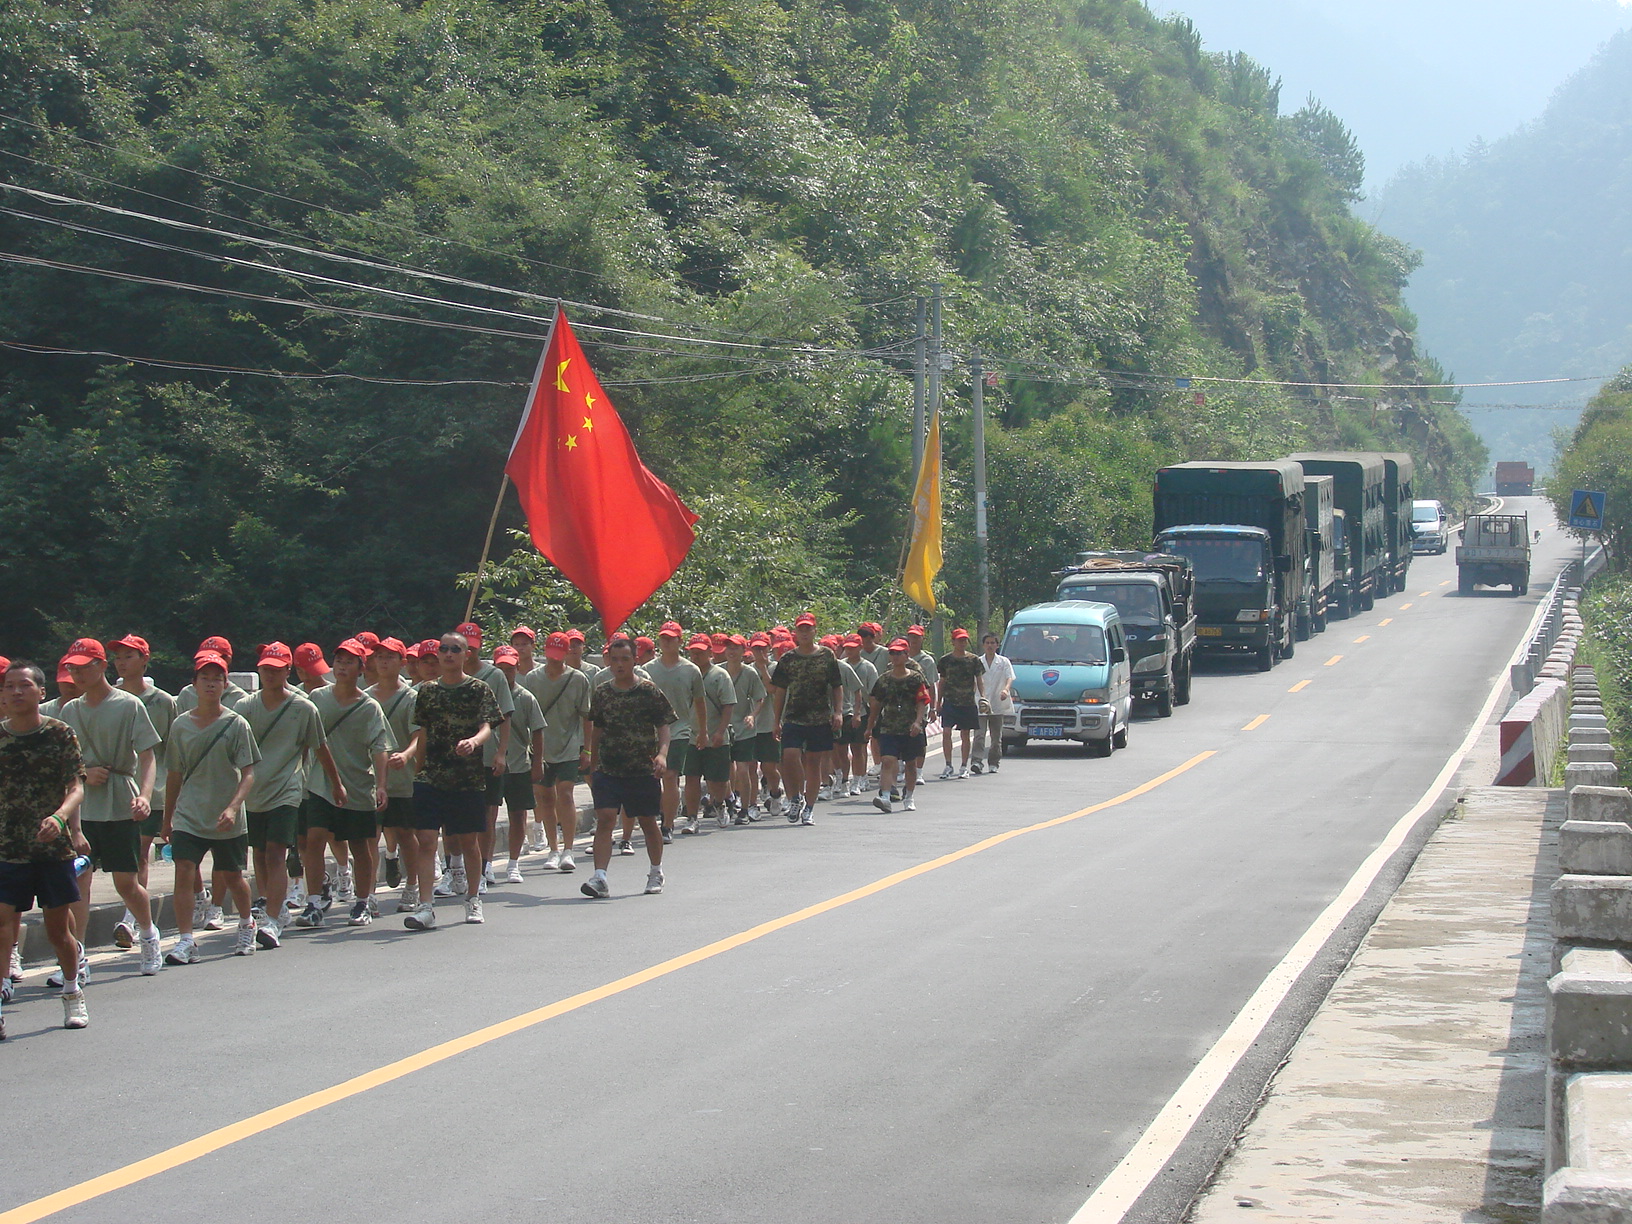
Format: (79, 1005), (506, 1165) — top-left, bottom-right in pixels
(583, 416), (594, 431)
(585, 391), (597, 411)
(555, 359), (572, 392)
(564, 435), (578, 450)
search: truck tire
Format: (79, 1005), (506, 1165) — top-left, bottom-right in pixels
(1359, 585), (1375, 612)
(1515, 581), (1528, 596)
(1175, 658), (1193, 705)
(1112, 717), (1129, 749)
(1333, 588), (1351, 620)
(1459, 572), (1474, 595)
(1089, 736), (1112, 758)
(1295, 612), (1311, 642)
(1154, 673), (1174, 718)
(1281, 619), (1296, 660)
(1312, 604), (1327, 635)
(1256, 640), (1274, 671)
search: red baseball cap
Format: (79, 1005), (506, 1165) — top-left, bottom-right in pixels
(819, 634), (840, 650)
(749, 633), (771, 648)
(107, 634), (150, 656)
(772, 625), (790, 637)
(418, 639), (441, 659)
(857, 623), (875, 636)
(543, 631), (570, 661)
(795, 612), (817, 628)
(843, 634), (862, 648)
(374, 637), (407, 657)
(887, 638), (911, 652)
(193, 650), (229, 673)
(658, 621), (683, 639)
(455, 622), (482, 646)
(907, 624), (926, 637)
(257, 642), (294, 669)
(55, 658), (73, 684)
(565, 628), (586, 643)
(726, 634), (746, 649)
(710, 633), (730, 654)
(335, 638), (369, 661)
(0, 656), (9, 674)
(293, 643), (330, 674)
(510, 625), (536, 642)
(635, 636), (655, 652)
(686, 633), (711, 652)
(951, 627), (970, 640)
(199, 635), (233, 659)
(493, 645), (521, 666)
(356, 631), (381, 651)
(63, 637), (107, 666)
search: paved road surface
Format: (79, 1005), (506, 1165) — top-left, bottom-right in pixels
(0, 498), (1575, 1224)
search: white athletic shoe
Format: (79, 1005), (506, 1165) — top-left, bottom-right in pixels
(8, 944), (22, 982)
(114, 918), (135, 949)
(465, 897), (484, 924)
(62, 990), (88, 1029)
(404, 904), (437, 931)
(285, 880), (307, 912)
(254, 919), (282, 950)
(192, 893), (208, 928)
(506, 863), (524, 885)
(557, 849), (576, 873)
(541, 849), (562, 871)
(164, 937), (199, 965)
(139, 931), (164, 974)
(938, 765), (956, 780)
(866, 763), (881, 778)
(580, 874), (610, 899)
(799, 803), (815, 826)
(234, 921), (256, 955)
(715, 803), (731, 829)
(336, 867), (355, 905)
(644, 866), (664, 895)
(958, 765), (970, 779)
(203, 904), (226, 931)
(397, 886), (419, 913)
(873, 795), (893, 813)
(817, 785), (833, 801)
(746, 805), (763, 823)
(482, 865), (497, 887)
(903, 792), (917, 811)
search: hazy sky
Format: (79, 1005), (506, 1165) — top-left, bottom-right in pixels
(1150, 0), (1632, 191)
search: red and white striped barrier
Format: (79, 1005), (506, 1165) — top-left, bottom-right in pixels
(1498, 678), (1569, 786)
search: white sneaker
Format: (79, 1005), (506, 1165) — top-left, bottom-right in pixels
(557, 849), (576, 873)
(506, 862), (524, 884)
(336, 867), (356, 905)
(404, 904), (437, 931)
(477, 878), (487, 895)
(580, 874), (611, 899)
(398, 886), (419, 913)
(542, 849), (562, 871)
(203, 904), (226, 931)
(938, 765), (955, 780)
(970, 761), (985, 775)
(114, 917), (135, 949)
(234, 921), (256, 955)
(482, 865), (497, 887)
(254, 919), (282, 950)
(644, 866), (664, 895)
(164, 937), (199, 965)
(62, 990), (88, 1029)
(958, 765), (970, 779)
(679, 815), (699, 835)
(294, 900), (324, 929)
(8, 944), (22, 983)
(766, 795), (783, 818)
(192, 893), (208, 927)
(746, 805), (763, 823)
(47, 949), (88, 990)
(903, 792), (917, 811)
(872, 795), (893, 813)
(285, 880), (307, 912)
(465, 897), (484, 924)
(714, 803), (731, 829)
(866, 764), (881, 778)
(799, 804), (815, 826)
(817, 785), (833, 801)
(348, 900), (373, 926)
(432, 874), (455, 897)
(139, 931), (163, 974)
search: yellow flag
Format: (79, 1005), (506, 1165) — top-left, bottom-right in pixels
(903, 408), (943, 612)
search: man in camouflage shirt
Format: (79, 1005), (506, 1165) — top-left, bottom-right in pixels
(769, 613), (842, 826)
(0, 661), (90, 1035)
(581, 639), (675, 901)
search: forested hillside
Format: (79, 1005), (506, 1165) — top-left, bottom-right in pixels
(0, 0), (1483, 670)
(1380, 29), (1632, 476)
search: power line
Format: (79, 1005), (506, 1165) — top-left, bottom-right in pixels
(0, 340), (529, 386)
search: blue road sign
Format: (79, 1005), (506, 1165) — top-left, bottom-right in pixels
(1569, 489), (1606, 531)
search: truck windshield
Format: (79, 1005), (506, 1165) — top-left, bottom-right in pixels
(1056, 583), (1162, 625)
(1004, 624), (1108, 666)
(1158, 538), (1264, 584)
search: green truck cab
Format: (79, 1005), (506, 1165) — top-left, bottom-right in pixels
(1152, 460), (1306, 670)
(1055, 551), (1196, 717)
(1000, 601), (1134, 757)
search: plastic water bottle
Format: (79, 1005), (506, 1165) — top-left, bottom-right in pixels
(72, 854), (91, 876)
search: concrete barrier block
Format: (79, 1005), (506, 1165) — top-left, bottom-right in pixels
(1575, 746), (1622, 765)
(1576, 730), (1616, 746)
(1572, 788), (1632, 826)
(1554, 876), (1632, 943)
(1576, 715), (1612, 730)
(1563, 823), (1632, 876)
(1571, 764), (1624, 793)
(1552, 953), (1632, 1065)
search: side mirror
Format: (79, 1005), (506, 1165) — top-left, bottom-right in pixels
(1275, 554), (1293, 574)
(1111, 646), (1127, 664)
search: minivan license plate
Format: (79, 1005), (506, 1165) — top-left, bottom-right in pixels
(1030, 726), (1065, 738)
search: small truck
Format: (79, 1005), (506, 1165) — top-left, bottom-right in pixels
(1456, 512), (1531, 595)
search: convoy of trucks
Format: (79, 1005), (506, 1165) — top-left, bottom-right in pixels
(999, 444), (1499, 753)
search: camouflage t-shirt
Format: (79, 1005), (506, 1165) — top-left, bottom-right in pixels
(410, 676), (503, 793)
(770, 648), (843, 727)
(870, 674), (931, 737)
(936, 653), (986, 708)
(0, 718), (81, 864)
(589, 680), (676, 778)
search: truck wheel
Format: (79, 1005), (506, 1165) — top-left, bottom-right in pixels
(1281, 625), (1296, 660)
(1333, 590), (1350, 620)
(1256, 641), (1274, 671)
(1175, 659), (1193, 706)
(1459, 572), (1474, 595)
(1359, 586), (1375, 612)
(1154, 675), (1174, 718)
(1515, 582), (1529, 596)
(1295, 612), (1311, 642)
(1112, 717), (1129, 749)
(1312, 605), (1327, 635)
(1089, 736), (1112, 758)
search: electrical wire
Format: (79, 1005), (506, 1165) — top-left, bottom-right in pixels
(0, 340), (528, 386)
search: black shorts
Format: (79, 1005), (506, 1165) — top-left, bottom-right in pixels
(485, 770), (506, 805)
(83, 819), (142, 874)
(501, 771), (534, 812)
(590, 771), (662, 820)
(414, 782), (486, 836)
(837, 715), (865, 746)
(755, 732), (781, 763)
(247, 804), (300, 848)
(939, 702), (979, 731)
(304, 794), (378, 842)
(542, 759), (581, 786)
(781, 722), (834, 754)
(679, 742), (732, 782)
(379, 796), (428, 831)
(0, 858), (80, 913)
(169, 831), (250, 873)
(909, 731), (928, 759)
(730, 737), (759, 763)
(877, 732), (915, 761)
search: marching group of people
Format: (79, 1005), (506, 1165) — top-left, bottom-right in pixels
(0, 614), (1016, 1036)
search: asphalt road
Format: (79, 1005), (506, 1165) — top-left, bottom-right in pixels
(0, 497), (1578, 1224)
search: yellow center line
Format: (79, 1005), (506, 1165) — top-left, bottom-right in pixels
(1242, 714), (1270, 731)
(1353, 634), (1370, 643)
(1288, 680), (1312, 692)
(1377, 618), (1393, 626)
(0, 752), (1219, 1224)
(1324, 654), (1343, 666)
(1418, 590), (1432, 596)
(1399, 602), (1413, 610)
(1439, 580), (1451, 587)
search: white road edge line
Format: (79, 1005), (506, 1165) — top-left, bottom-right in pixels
(1066, 551), (1553, 1224)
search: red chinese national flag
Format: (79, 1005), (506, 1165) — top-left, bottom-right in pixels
(506, 308), (698, 635)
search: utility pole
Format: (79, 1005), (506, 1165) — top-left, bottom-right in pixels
(972, 349), (989, 641)
(912, 296), (927, 483)
(927, 285), (944, 654)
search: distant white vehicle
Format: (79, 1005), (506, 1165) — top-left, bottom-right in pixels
(1411, 499), (1448, 554)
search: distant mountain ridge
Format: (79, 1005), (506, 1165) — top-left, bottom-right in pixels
(1379, 28), (1632, 475)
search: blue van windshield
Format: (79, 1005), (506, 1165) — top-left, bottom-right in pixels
(1158, 537), (1264, 583)
(1004, 623), (1107, 665)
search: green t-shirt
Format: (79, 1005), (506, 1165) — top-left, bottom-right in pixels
(239, 689), (325, 813)
(164, 708), (260, 839)
(58, 688), (162, 823)
(306, 687), (393, 811)
(470, 662), (516, 719)
(0, 718), (81, 864)
(841, 657), (878, 717)
(644, 657), (704, 743)
(870, 673), (930, 737)
(589, 680), (676, 778)
(485, 680), (543, 774)
(698, 663), (737, 741)
(366, 682), (419, 800)
(859, 644), (890, 679)
(725, 662), (767, 737)
(936, 653), (986, 708)
(913, 650), (939, 687)
(121, 681), (176, 745)
(522, 665), (593, 764)
(175, 679), (250, 715)
(770, 648), (843, 727)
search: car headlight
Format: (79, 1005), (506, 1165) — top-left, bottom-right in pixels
(1079, 688), (1109, 704)
(1132, 652), (1167, 673)
(1235, 609), (1269, 622)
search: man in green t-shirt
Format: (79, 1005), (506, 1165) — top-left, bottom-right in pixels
(722, 635), (767, 824)
(174, 636), (250, 714)
(643, 622), (706, 841)
(905, 624), (939, 779)
(109, 633), (175, 914)
(841, 634), (879, 796)
(490, 646), (544, 884)
(522, 632), (592, 872)
(366, 639), (420, 905)
(936, 628), (987, 779)
(680, 634), (737, 832)
(161, 651), (260, 964)
(59, 637), (163, 977)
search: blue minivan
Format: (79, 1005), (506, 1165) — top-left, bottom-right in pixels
(999, 601), (1133, 756)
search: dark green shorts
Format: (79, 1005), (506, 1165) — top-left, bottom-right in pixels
(169, 830), (250, 872)
(730, 737), (759, 763)
(137, 809), (163, 838)
(303, 794), (378, 842)
(247, 805), (300, 848)
(485, 769), (505, 805)
(755, 732), (781, 764)
(679, 741), (732, 782)
(501, 771), (534, 812)
(379, 796), (423, 830)
(542, 759), (581, 786)
(83, 819), (142, 874)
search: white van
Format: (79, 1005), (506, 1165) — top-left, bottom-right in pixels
(1411, 499), (1448, 554)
